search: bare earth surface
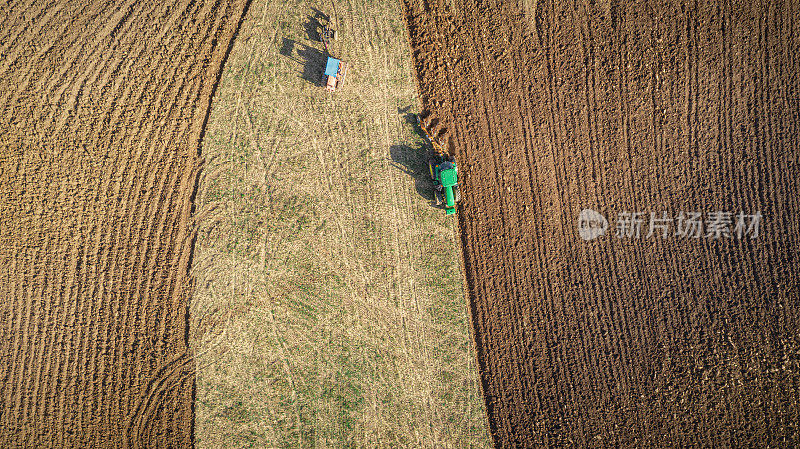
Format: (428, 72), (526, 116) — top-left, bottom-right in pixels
(0, 0), (248, 446)
(401, 0), (800, 446)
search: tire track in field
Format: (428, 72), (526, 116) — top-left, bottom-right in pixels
(74, 0), (169, 421)
(90, 0), (213, 435)
(0, 1), (63, 78)
(0, 0), (250, 446)
(3, 2), (111, 124)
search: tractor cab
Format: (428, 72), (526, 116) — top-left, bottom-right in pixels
(430, 157), (461, 215)
(438, 161), (457, 186)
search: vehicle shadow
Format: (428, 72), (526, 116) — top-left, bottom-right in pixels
(390, 143), (436, 206)
(390, 106), (442, 206)
(303, 8), (329, 43)
(279, 37), (325, 87)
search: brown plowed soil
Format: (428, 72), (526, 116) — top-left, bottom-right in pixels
(401, 0), (800, 446)
(0, 0), (248, 446)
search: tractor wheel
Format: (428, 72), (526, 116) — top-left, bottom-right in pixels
(453, 185), (461, 203)
(434, 188), (443, 205)
(428, 159), (436, 180)
(331, 29), (337, 39)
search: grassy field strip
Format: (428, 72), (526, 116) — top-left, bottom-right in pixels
(190, 0), (491, 447)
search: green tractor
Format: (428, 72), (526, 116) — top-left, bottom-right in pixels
(417, 114), (461, 215)
(429, 154), (461, 215)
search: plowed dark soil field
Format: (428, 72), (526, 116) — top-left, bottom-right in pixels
(402, 0), (800, 446)
(0, 0), (248, 446)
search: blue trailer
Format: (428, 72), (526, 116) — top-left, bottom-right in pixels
(324, 57), (347, 92)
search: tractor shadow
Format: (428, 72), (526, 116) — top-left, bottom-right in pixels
(390, 107), (440, 207)
(390, 144), (436, 205)
(303, 8), (329, 42)
(279, 37), (325, 87)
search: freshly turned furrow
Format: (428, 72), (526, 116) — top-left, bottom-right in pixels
(0, 0), (249, 446)
(401, 0), (800, 446)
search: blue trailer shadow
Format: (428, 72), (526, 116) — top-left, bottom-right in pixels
(279, 37), (325, 87)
